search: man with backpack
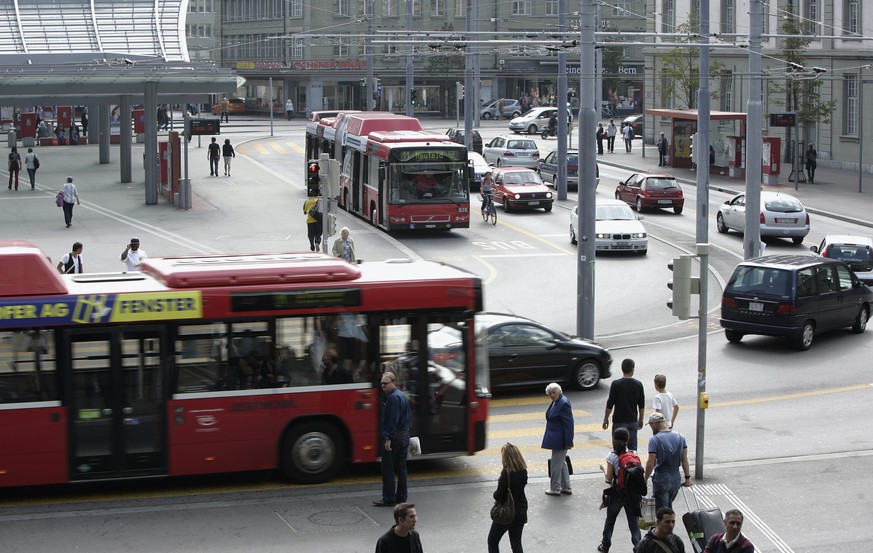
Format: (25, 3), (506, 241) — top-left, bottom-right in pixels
(598, 427), (644, 553)
(644, 412), (692, 510)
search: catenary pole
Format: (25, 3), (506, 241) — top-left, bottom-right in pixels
(577, 0), (596, 339)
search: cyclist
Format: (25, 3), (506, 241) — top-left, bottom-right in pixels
(481, 171), (494, 212)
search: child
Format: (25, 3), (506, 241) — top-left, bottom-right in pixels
(653, 374), (679, 429)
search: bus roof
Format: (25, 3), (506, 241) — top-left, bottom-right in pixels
(0, 240), (68, 296)
(366, 130), (453, 144)
(343, 113), (423, 137)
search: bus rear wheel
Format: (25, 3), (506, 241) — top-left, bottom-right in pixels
(281, 421), (346, 484)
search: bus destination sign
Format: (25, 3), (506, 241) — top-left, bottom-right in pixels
(231, 288), (363, 312)
(395, 149), (463, 163)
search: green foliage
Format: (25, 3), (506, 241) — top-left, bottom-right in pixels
(659, 20), (726, 109)
(767, 7), (836, 125)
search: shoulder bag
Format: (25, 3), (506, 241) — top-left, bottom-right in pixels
(490, 470), (515, 525)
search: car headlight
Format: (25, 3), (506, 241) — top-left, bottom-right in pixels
(595, 233), (609, 239)
(513, 193), (521, 200)
(546, 192), (553, 199)
(632, 232), (647, 239)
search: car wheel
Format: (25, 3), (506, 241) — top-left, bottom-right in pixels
(674, 206), (683, 215)
(716, 212), (729, 233)
(482, 112), (492, 120)
(852, 306), (869, 333)
(794, 321), (815, 351)
(571, 360), (601, 390)
(527, 124), (537, 134)
(511, 111), (521, 118)
(725, 329), (744, 344)
(503, 198), (512, 213)
(552, 176), (558, 188)
(792, 236), (804, 245)
(496, 158), (503, 167)
(570, 224), (577, 244)
(635, 197), (645, 213)
(544, 202), (553, 213)
(614, 190), (621, 200)
(280, 420), (346, 484)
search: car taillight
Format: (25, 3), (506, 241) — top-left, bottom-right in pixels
(775, 303), (797, 315)
(504, 152), (515, 156)
(805, 213), (810, 224)
(760, 212), (765, 224)
(722, 297), (736, 309)
(532, 152), (539, 158)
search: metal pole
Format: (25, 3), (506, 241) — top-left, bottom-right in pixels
(405, 0), (413, 117)
(859, 68), (864, 193)
(474, 0), (481, 128)
(577, 0), (596, 339)
(269, 77), (274, 136)
(367, 0), (375, 111)
(745, 0), (763, 260)
(694, 0), (712, 480)
(556, 0), (568, 201)
(464, 0), (474, 150)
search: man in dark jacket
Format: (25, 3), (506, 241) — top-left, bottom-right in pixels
(375, 503), (423, 553)
(602, 358), (646, 451)
(374, 371), (412, 507)
(635, 507), (685, 553)
(703, 509), (755, 553)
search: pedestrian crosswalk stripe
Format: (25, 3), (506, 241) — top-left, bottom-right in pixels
(285, 141), (304, 153)
(488, 422), (611, 439)
(489, 409), (592, 423)
(251, 143), (270, 155)
(490, 397), (552, 408)
(268, 142), (288, 155)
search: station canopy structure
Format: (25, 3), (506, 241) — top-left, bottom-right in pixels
(0, 0), (236, 108)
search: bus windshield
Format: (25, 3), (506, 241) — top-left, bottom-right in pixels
(390, 162), (469, 203)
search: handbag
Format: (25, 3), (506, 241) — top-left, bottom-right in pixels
(33, 156), (40, 170)
(55, 191), (64, 207)
(547, 455), (573, 476)
(489, 470), (515, 525)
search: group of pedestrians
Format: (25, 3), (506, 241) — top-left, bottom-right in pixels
(52, 237), (148, 275)
(595, 119), (638, 155)
(207, 137), (235, 176)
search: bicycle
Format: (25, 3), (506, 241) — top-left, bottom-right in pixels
(481, 192), (497, 225)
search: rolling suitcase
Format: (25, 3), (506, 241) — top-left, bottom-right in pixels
(681, 487), (724, 553)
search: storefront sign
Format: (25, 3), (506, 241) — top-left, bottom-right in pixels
(290, 61), (368, 70)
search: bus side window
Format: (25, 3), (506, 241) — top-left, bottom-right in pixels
(0, 329), (58, 402)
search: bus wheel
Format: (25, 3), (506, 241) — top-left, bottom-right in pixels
(281, 421), (346, 484)
(370, 206), (378, 226)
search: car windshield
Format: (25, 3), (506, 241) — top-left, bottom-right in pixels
(764, 196), (803, 213)
(726, 266), (791, 298)
(825, 245), (873, 263)
(647, 178), (678, 190)
(502, 172), (542, 185)
(507, 140), (536, 150)
(596, 205), (636, 220)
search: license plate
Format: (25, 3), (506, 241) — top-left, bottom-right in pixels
(657, 199), (672, 204)
(748, 302), (763, 312)
(775, 218), (796, 223)
(517, 152), (530, 156)
(528, 201), (540, 206)
(615, 242), (629, 247)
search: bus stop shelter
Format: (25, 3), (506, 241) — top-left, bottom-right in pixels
(645, 109), (747, 177)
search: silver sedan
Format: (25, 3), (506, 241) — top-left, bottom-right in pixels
(716, 191), (810, 244)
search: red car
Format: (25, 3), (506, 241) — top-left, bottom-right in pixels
(492, 167), (554, 213)
(615, 172), (684, 214)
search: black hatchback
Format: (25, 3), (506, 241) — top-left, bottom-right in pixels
(720, 255), (872, 350)
(445, 128), (483, 154)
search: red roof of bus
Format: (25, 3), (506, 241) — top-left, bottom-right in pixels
(344, 113), (423, 137)
(366, 130), (453, 144)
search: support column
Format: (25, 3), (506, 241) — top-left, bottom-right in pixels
(144, 82), (159, 205)
(98, 105), (110, 164)
(120, 95), (132, 183)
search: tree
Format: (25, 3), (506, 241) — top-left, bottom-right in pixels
(767, 7), (837, 126)
(659, 20), (726, 109)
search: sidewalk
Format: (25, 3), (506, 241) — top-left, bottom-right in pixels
(593, 139), (873, 229)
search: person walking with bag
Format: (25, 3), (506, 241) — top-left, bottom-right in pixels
(542, 382), (574, 496)
(8, 146), (21, 190)
(222, 139), (235, 176)
(598, 427), (642, 553)
(488, 442), (528, 553)
(303, 196), (322, 251)
(24, 148), (38, 190)
(56, 242), (84, 274)
(60, 176), (80, 228)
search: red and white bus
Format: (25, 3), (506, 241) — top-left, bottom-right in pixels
(0, 241), (488, 488)
(340, 129), (471, 230)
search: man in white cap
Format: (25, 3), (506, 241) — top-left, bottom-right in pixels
(643, 411), (691, 510)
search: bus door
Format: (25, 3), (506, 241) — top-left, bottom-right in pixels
(63, 326), (167, 480)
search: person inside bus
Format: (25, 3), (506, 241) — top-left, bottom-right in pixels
(321, 348), (353, 385)
(415, 174), (439, 198)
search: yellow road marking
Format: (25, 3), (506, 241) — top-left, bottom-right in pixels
(285, 141), (304, 153)
(709, 382), (872, 408)
(490, 397), (550, 407)
(488, 422), (606, 439)
(268, 142), (288, 155)
(490, 409), (591, 423)
(251, 143), (270, 155)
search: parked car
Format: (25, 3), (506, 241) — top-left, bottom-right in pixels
(720, 255), (872, 350)
(716, 191), (810, 244)
(622, 114), (643, 138)
(570, 199), (648, 255)
(480, 99), (522, 120)
(211, 98), (246, 115)
(810, 235), (873, 284)
(508, 107), (570, 134)
(615, 172), (684, 214)
(482, 136), (540, 168)
(467, 151), (490, 191)
(445, 128), (483, 154)
(427, 312), (612, 391)
(491, 167), (553, 212)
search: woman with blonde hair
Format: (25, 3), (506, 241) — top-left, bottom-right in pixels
(487, 442), (528, 553)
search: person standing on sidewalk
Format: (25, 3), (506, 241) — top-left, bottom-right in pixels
(331, 227), (356, 262)
(598, 427), (641, 553)
(120, 237), (148, 272)
(602, 358), (645, 452)
(56, 242), (84, 274)
(702, 509), (755, 553)
(643, 412), (691, 510)
(623, 123), (635, 153)
(487, 442), (528, 553)
(542, 382), (574, 497)
(222, 139), (235, 176)
(303, 196), (322, 251)
(24, 148), (38, 190)
(60, 176), (80, 228)
(207, 137), (221, 176)
(606, 119), (617, 153)
(596, 123), (605, 155)
(8, 146), (21, 190)
(657, 133), (669, 167)
(220, 96), (230, 123)
(374, 371), (412, 507)
(805, 143), (817, 184)
(634, 507), (685, 553)
(285, 99), (294, 120)
(375, 503), (423, 553)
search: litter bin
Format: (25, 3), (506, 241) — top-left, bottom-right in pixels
(7, 130), (16, 148)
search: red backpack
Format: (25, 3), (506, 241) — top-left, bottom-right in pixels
(616, 450), (647, 496)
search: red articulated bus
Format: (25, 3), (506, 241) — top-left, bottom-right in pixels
(0, 241), (488, 488)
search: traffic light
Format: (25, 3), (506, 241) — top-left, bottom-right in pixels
(307, 160), (321, 197)
(456, 82), (465, 99)
(410, 88), (417, 105)
(360, 79), (366, 86)
(667, 255), (699, 320)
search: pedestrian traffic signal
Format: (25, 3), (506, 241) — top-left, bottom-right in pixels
(307, 161), (321, 197)
(667, 255), (699, 319)
(410, 88), (417, 105)
(456, 82), (465, 99)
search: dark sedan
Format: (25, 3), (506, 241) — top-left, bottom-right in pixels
(445, 128), (483, 154)
(429, 312), (612, 391)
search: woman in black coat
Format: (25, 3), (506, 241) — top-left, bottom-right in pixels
(488, 442), (528, 553)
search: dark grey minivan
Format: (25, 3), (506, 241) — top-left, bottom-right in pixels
(720, 255), (872, 350)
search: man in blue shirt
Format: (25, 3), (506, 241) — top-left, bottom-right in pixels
(374, 371), (412, 507)
(644, 412), (691, 510)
